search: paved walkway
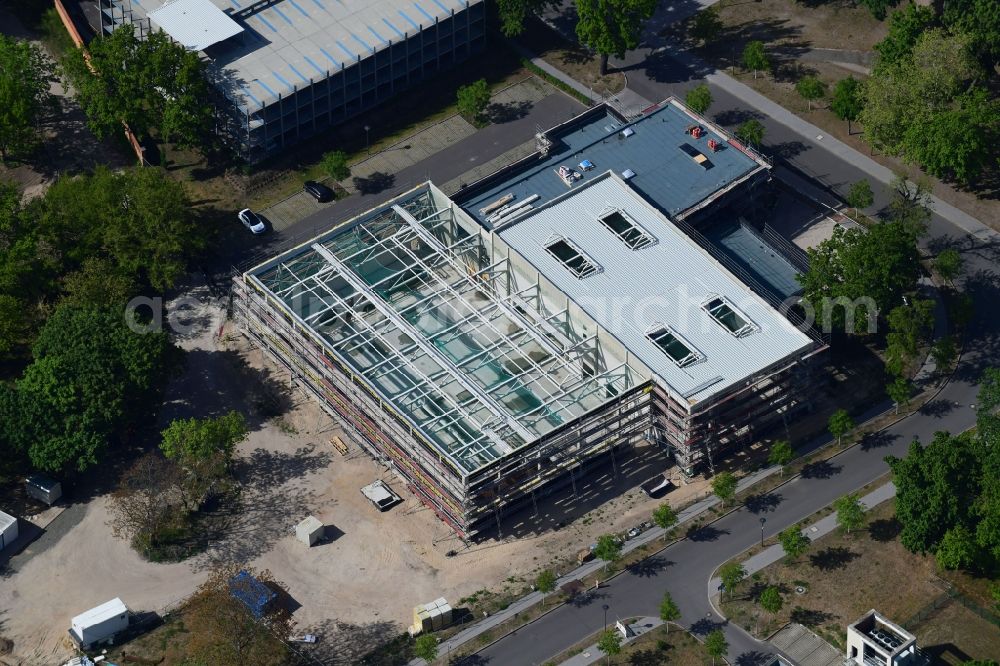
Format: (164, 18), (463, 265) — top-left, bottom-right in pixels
(709, 482), (897, 593)
(559, 617), (665, 665)
(771, 624), (842, 666)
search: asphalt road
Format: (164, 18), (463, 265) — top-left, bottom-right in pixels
(461, 22), (1000, 666)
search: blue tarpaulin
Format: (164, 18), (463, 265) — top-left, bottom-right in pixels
(229, 570), (277, 619)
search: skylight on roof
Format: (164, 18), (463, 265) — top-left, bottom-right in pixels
(544, 237), (599, 278)
(599, 209), (654, 250)
(704, 297), (755, 336)
(647, 325), (700, 367)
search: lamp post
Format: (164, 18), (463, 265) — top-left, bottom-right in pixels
(760, 517), (766, 547)
(603, 604), (610, 631)
(364, 124), (371, 154)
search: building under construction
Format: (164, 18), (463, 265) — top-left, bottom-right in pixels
(232, 98), (825, 538)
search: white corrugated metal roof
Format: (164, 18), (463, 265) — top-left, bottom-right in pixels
(497, 173), (814, 407)
(71, 598), (129, 629)
(148, 0), (244, 51)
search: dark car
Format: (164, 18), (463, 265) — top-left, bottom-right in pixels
(304, 180), (335, 202)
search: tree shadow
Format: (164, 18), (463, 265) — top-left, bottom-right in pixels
(790, 606), (835, 627)
(919, 399), (956, 419)
(568, 589), (609, 608)
(768, 141), (811, 160)
(809, 546), (860, 571)
(689, 616), (727, 636)
(352, 171), (395, 195)
(860, 430), (900, 451)
(626, 555), (674, 578)
(745, 492), (783, 514)
(712, 107), (765, 127)
(486, 100), (534, 124)
(799, 460), (842, 479)
(868, 517), (902, 543)
(735, 650), (777, 666)
(296, 618), (405, 666)
(687, 524), (729, 542)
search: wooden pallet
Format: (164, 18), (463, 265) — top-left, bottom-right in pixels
(329, 435), (348, 456)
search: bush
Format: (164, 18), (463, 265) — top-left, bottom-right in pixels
(456, 78), (491, 124)
(320, 150), (351, 181)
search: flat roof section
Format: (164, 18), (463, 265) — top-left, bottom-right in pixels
(497, 173), (814, 407)
(148, 0), (244, 51)
(457, 99), (768, 227)
(130, 0), (482, 110)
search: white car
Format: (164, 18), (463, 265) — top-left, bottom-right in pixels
(238, 208), (266, 234)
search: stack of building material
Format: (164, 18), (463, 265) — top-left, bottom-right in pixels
(409, 598), (453, 634)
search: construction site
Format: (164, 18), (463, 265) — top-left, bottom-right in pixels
(232, 98), (827, 539)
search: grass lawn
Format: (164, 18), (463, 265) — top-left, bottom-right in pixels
(545, 622), (713, 666)
(719, 499), (1000, 662)
(518, 18), (625, 98)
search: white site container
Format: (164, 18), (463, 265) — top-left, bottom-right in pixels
(295, 516), (324, 546)
(70, 598), (129, 648)
(0, 511), (17, 551)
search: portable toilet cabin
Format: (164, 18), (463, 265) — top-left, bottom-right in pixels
(26, 474), (62, 505)
(295, 516), (324, 547)
(70, 598), (129, 648)
(0, 511), (17, 551)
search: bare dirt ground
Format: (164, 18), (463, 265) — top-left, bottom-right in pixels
(719, 500), (1000, 661)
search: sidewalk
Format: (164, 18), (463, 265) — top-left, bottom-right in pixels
(559, 616), (665, 666)
(708, 482), (897, 592)
(411, 464), (782, 665)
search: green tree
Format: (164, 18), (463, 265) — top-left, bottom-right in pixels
(742, 41), (770, 79)
(597, 628), (622, 663)
(456, 78), (491, 124)
(874, 3), (936, 68)
(779, 526), (811, 562)
(834, 493), (866, 534)
(413, 634), (439, 662)
(60, 257), (139, 309)
(887, 431), (981, 554)
(63, 27), (213, 150)
(888, 173), (933, 239)
(659, 591), (680, 630)
(576, 0), (659, 75)
(0, 294), (28, 356)
(934, 248), (963, 284)
(594, 534), (622, 573)
(18, 305), (173, 473)
(320, 150), (351, 181)
(845, 179), (874, 219)
(828, 409), (854, 446)
(768, 440), (794, 475)
(685, 84), (713, 115)
(942, 0), (1000, 67)
(795, 76), (827, 111)
(535, 569), (557, 605)
(160, 411), (248, 507)
(798, 221), (921, 334)
(704, 629), (728, 665)
(758, 585), (782, 615)
(718, 562), (746, 600)
(885, 299), (935, 377)
(931, 336), (957, 371)
(711, 471), (737, 507)
(831, 77), (863, 134)
(858, 0), (898, 21)
(886, 375), (914, 415)
(652, 502), (678, 539)
(935, 524), (979, 570)
(496, 0), (551, 36)
(689, 6), (723, 45)
(736, 118), (765, 147)
(0, 35), (54, 161)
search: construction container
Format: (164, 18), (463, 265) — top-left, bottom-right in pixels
(0, 511), (17, 551)
(295, 516), (324, 547)
(26, 474), (62, 505)
(70, 598), (129, 648)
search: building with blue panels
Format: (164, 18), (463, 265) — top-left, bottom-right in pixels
(100, 0), (485, 161)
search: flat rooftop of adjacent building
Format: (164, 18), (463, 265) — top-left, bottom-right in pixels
(497, 173), (814, 406)
(131, 0), (482, 110)
(456, 99), (769, 227)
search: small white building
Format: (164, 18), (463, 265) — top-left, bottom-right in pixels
(295, 516), (324, 547)
(0, 510), (18, 551)
(70, 598), (130, 648)
(846, 610), (923, 666)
